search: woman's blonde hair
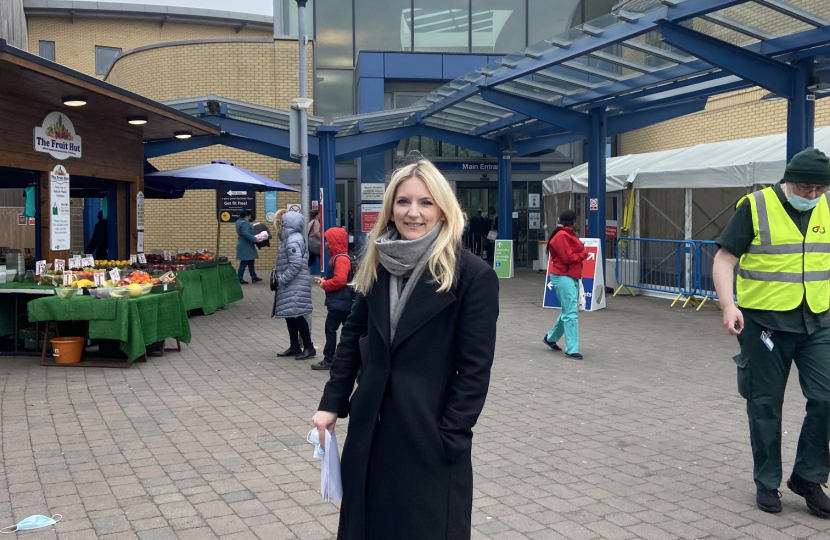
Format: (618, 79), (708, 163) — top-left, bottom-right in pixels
(352, 159), (465, 295)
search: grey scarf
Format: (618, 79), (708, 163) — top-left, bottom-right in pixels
(375, 222), (442, 341)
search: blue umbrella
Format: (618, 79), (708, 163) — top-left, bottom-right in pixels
(144, 160), (299, 254)
(144, 159), (298, 192)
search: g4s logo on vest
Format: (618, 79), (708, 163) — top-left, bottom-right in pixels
(812, 225), (827, 234)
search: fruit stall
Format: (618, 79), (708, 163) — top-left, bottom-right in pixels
(0, 247), (245, 364)
(0, 40), (219, 360)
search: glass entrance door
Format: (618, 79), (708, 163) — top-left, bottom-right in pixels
(455, 185), (497, 258)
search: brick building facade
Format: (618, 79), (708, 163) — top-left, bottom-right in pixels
(25, 8), (311, 266)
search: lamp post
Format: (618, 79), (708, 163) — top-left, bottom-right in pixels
(296, 0), (310, 237)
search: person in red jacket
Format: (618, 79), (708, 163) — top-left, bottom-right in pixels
(312, 226), (354, 370)
(542, 209), (588, 359)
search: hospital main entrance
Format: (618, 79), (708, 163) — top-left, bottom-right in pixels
(455, 182), (545, 268)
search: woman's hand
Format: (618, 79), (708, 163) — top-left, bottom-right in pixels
(314, 277), (324, 287)
(312, 411), (338, 450)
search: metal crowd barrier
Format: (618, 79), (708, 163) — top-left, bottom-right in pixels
(614, 238), (721, 311)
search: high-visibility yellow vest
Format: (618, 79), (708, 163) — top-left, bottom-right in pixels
(737, 187), (830, 312)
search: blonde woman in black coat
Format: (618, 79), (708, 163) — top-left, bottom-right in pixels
(312, 159), (499, 540)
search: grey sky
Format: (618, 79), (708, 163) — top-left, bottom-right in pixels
(98, 0), (273, 15)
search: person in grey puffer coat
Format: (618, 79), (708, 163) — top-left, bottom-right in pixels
(272, 211), (316, 360)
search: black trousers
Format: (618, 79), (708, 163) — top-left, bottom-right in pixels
(323, 309), (350, 361)
(285, 316), (312, 349)
(735, 315), (830, 489)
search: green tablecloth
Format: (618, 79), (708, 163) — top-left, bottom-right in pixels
(0, 281), (55, 291)
(200, 264), (225, 315)
(176, 269), (204, 312)
(219, 263), (245, 304)
(28, 292), (191, 362)
(0, 281), (55, 337)
(28, 295), (118, 321)
(176, 263), (243, 315)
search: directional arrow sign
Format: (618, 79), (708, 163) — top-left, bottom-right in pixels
(547, 281), (553, 290)
(587, 252), (595, 261)
(217, 189), (255, 222)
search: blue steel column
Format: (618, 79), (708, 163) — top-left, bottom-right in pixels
(787, 59), (815, 161)
(497, 152), (513, 243)
(318, 126), (339, 275)
(588, 107), (607, 276)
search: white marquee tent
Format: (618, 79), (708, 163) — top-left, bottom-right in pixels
(542, 126), (830, 244)
(543, 126), (830, 196)
(540, 126), (830, 294)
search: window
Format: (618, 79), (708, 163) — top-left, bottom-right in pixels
(471, 0), (525, 54)
(315, 69), (354, 119)
(38, 41), (55, 61)
(528, 0), (582, 44)
(355, 0), (411, 57)
(94, 46), (121, 75)
(315, 0), (352, 67)
(412, 0), (469, 53)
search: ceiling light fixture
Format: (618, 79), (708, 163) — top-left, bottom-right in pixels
(127, 116), (148, 125)
(174, 131), (192, 139)
(63, 96), (87, 107)
(760, 92), (785, 102)
(808, 82), (830, 95)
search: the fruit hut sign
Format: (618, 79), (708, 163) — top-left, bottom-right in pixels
(34, 112), (82, 160)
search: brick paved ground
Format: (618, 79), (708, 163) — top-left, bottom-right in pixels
(2, 268), (830, 539)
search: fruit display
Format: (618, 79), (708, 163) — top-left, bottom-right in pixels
(94, 260), (132, 268)
(36, 260), (178, 297)
(55, 286), (78, 300)
(175, 252), (214, 263)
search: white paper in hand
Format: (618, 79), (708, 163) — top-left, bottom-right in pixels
(321, 429), (343, 502)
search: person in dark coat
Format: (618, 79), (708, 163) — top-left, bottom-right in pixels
(236, 209), (261, 284)
(312, 159), (500, 540)
(85, 211), (108, 260)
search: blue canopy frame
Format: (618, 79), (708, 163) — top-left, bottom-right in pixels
(146, 0), (830, 276)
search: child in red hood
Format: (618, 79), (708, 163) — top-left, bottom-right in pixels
(312, 227), (355, 370)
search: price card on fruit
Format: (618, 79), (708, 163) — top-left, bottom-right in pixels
(94, 272), (107, 288)
(129, 254), (137, 264)
(68, 257), (80, 269)
(109, 268), (120, 283)
(83, 256), (94, 267)
(138, 254), (147, 264)
(35, 260), (46, 276)
(62, 271), (74, 287)
(54, 259), (65, 271)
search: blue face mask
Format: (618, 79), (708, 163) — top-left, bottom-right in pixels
(307, 429), (325, 459)
(788, 194), (821, 211)
(1, 514), (61, 533)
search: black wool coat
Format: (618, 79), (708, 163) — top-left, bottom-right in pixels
(318, 250), (500, 540)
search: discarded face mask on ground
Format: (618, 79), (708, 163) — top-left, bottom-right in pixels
(0, 514), (62, 533)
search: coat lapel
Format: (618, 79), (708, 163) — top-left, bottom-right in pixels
(391, 274), (456, 351)
(366, 267), (392, 349)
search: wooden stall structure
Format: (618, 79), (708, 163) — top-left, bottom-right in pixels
(0, 39), (219, 261)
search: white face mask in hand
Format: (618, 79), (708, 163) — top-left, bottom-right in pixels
(307, 428), (325, 459)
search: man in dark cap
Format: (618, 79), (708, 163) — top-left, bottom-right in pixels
(713, 147), (830, 517)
